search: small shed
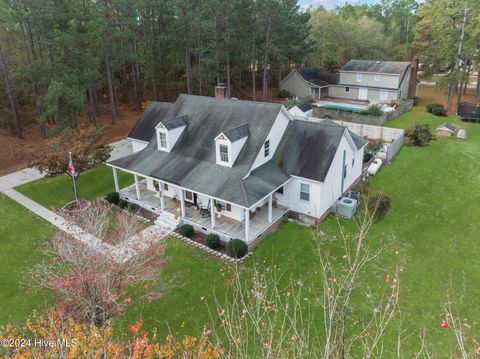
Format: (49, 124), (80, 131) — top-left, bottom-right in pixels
(436, 123), (455, 137)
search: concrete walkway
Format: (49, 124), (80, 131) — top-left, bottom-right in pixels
(2, 187), (169, 263)
(0, 138), (169, 264)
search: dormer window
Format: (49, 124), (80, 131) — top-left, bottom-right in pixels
(215, 124), (249, 167)
(264, 140), (270, 157)
(158, 132), (167, 149)
(219, 144), (229, 163)
(155, 115), (187, 152)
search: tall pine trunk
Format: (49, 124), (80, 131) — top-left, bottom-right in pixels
(226, 50), (231, 98)
(0, 42), (23, 139)
(132, 38), (141, 110)
(105, 53), (116, 124)
(476, 72), (480, 100)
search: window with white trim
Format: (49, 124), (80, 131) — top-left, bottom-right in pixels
(300, 183), (310, 201)
(219, 144), (229, 163)
(356, 73), (362, 82)
(345, 86), (350, 92)
(374, 74), (380, 81)
(264, 139), (270, 157)
(158, 132), (167, 148)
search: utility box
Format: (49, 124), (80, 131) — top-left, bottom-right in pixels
(332, 197), (358, 219)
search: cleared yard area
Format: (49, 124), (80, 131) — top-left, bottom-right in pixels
(15, 164), (134, 208)
(3, 88), (480, 353)
(0, 194), (54, 324)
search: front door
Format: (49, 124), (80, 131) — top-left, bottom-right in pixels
(358, 87), (368, 100)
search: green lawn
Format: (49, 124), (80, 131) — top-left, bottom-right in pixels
(4, 105), (480, 353)
(15, 164), (134, 209)
(0, 194), (55, 324)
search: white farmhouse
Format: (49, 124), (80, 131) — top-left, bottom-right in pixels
(107, 87), (367, 247)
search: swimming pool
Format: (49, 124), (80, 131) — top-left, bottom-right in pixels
(316, 103), (367, 112)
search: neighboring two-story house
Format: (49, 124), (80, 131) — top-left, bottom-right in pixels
(107, 87), (366, 247)
(329, 59), (416, 103)
(281, 60), (418, 104)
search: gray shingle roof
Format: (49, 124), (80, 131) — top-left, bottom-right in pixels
(109, 95), (284, 207)
(222, 123), (249, 142)
(112, 95), (363, 207)
(162, 115), (188, 130)
(349, 130), (368, 149)
(273, 120), (345, 182)
(128, 102), (175, 141)
(297, 102), (312, 112)
(341, 60), (410, 75)
(295, 67), (339, 87)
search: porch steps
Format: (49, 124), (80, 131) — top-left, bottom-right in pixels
(154, 210), (181, 231)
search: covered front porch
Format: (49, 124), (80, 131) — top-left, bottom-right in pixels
(112, 167), (288, 243)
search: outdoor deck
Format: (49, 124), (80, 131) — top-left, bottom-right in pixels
(119, 182), (288, 241)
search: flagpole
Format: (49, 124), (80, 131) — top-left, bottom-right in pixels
(69, 152), (78, 202)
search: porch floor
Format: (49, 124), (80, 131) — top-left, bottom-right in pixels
(120, 182), (288, 242)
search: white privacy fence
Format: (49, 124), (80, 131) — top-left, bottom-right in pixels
(334, 120), (404, 163)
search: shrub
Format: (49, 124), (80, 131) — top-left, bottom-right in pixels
(363, 152), (373, 163)
(179, 224), (194, 238)
(369, 195), (391, 220)
(128, 203), (140, 212)
(432, 106), (447, 116)
(405, 122), (432, 147)
(105, 192), (120, 205)
(413, 96), (419, 106)
(118, 200), (128, 209)
(366, 104), (383, 116)
(205, 234), (221, 249)
(426, 103), (443, 113)
(29, 127), (111, 177)
(278, 89), (290, 98)
(226, 239), (248, 258)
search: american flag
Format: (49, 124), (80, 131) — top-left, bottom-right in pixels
(68, 153), (76, 177)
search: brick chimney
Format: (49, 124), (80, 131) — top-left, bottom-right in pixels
(407, 58), (419, 99)
(215, 83), (228, 99)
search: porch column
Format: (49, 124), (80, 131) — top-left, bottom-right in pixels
(245, 208), (250, 242)
(210, 198), (216, 229)
(159, 181), (165, 211)
(180, 188), (186, 218)
(268, 194), (273, 223)
(134, 174), (141, 200)
(112, 167), (119, 192)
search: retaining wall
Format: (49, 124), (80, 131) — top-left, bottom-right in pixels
(312, 100), (413, 125)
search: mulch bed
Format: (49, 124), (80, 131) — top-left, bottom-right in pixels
(183, 230), (229, 255)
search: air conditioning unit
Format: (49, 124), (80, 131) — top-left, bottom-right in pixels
(333, 197), (358, 219)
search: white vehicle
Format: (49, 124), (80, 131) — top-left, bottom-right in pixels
(367, 158), (383, 176)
